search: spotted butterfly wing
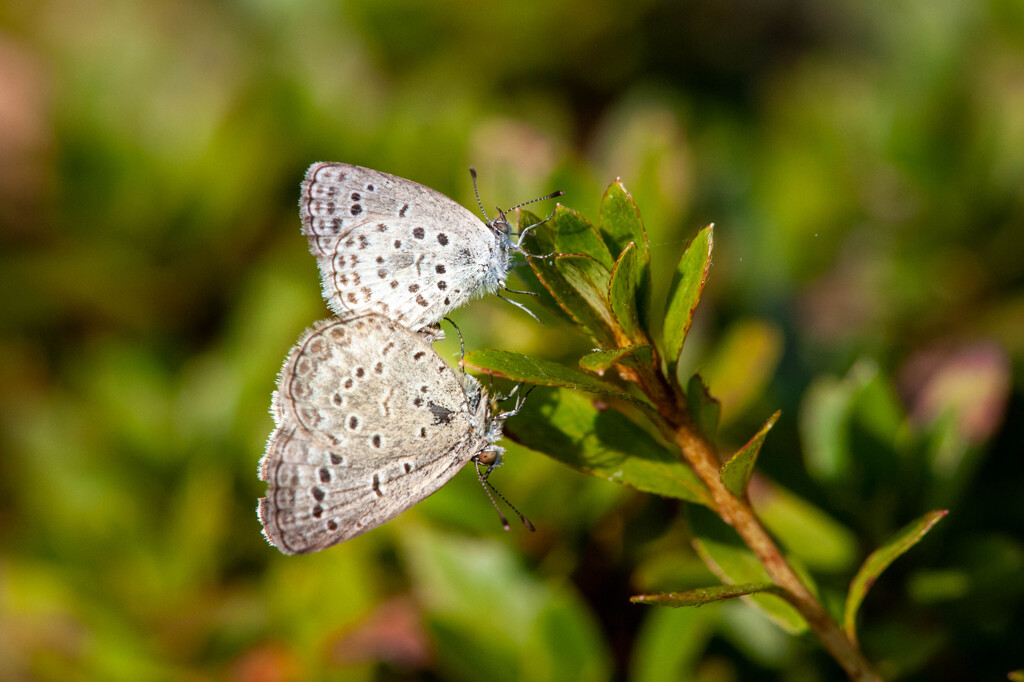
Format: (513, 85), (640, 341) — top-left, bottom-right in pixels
(258, 315), (494, 553)
(300, 163), (511, 331)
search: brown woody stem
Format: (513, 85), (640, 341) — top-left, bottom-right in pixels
(631, 359), (882, 681)
(672, 417), (881, 681)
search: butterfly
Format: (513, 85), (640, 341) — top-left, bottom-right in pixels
(299, 162), (561, 330)
(257, 314), (511, 553)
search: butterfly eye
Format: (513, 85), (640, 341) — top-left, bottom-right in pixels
(490, 217), (511, 235)
(475, 450), (499, 466)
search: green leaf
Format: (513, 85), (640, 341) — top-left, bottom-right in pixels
(799, 373), (857, 483)
(579, 344), (653, 376)
(688, 506), (808, 633)
(608, 242), (647, 343)
(631, 583), (783, 607)
(630, 607), (713, 682)
(599, 180), (651, 330)
(532, 262), (616, 345)
(555, 253), (614, 323)
(753, 482), (859, 573)
(685, 375), (720, 441)
(844, 509), (949, 644)
(721, 411), (780, 499)
(463, 349), (644, 406)
(505, 388), (712, 506)
(599, 179), (648, 266)
(517, 210), (602, 332)
(508, 252), (575, 326)
(519, 209), (618, 344)
(526, 247), (617, 345)
(663, 225), (713, 376)
(699, 319), (784, 425)
(518, 208), (554, 254)
(549, 205), (615, 269)
(403, 527), (612, 682)
(528, 595), (613, 682)
(799, 360), (908, 484)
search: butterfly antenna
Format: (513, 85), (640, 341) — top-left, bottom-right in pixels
(475, 461), (510, 530)
(469, 167), (491, 223)
(443, 316), (466, 374)
(506, 189), (564, 215)
(509, 187), (561, 237)
(475, 461), (535, 532)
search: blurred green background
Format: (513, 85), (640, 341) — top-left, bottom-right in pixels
(2, 0), (1023, 679)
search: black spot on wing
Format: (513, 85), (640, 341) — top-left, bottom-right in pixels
(428, 401), (455, 425)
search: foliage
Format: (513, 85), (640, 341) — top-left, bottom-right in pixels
(469, 187), (947, 677)
(1, 1), (1023, 680)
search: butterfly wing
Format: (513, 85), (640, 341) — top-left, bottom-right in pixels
(258, 315), (489, 554)
(300, 163), (499, 330)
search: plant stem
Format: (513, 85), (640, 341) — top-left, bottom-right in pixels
(671, 414), (882, 682)
(627, 360), (881, 679)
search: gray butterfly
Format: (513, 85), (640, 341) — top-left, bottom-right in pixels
(299, 162), (561, 331)
(257, 314), (510, 554)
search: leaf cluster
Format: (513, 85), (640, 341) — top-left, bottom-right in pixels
(466, 180), (946, 666)
(468, 181), (716, 505)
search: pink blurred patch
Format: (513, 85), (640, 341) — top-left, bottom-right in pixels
(231, 643), (301, 682)
(797, 244), (886, 344)
(0, 35), (52, 238)
(327, 595), (432, 670)
(899, 341), (1011, 445)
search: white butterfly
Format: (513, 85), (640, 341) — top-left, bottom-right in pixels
(299, 163), (561, 330)
(258, 314), (513, 553)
